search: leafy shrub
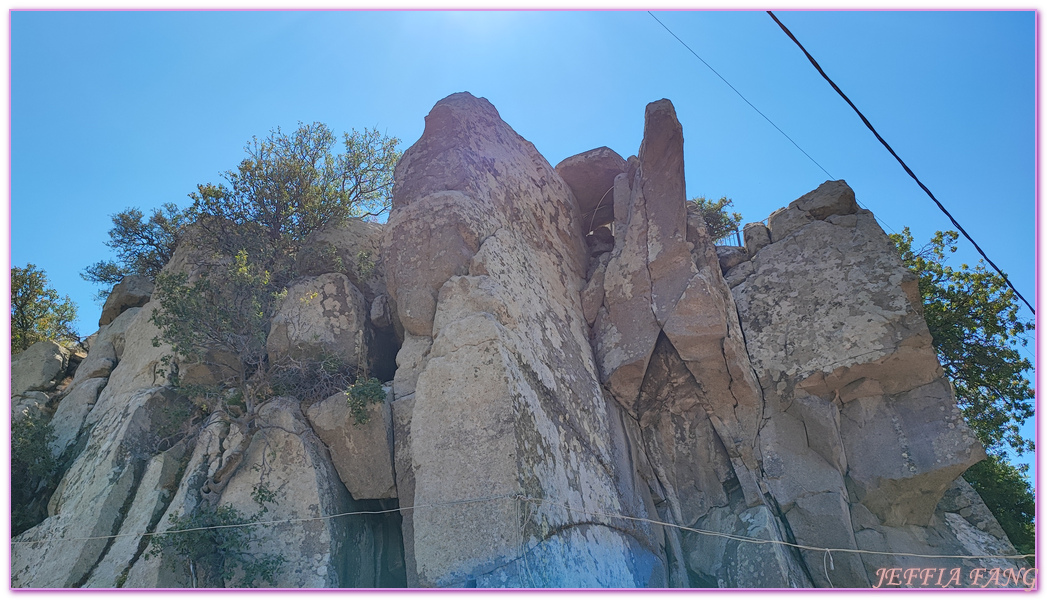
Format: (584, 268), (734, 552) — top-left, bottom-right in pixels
(963, 454), (1035, 557)
(11, 264), (79, 353)
(355, 250), (377, 281)
(11, 413), (58, 535)
(345, 377), (386, 425)
(688, 196), (743, 242)
(147, 502), (285, 587)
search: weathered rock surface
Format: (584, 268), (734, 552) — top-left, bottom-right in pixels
(12, 94), (1023, 590)
(12, 387), (187, 588)
(98, 275), (153, 327)
(267, 272), (368, 366)
(12, 340), (70, 396)
(715, 246), (748, 273)
(555, 146), (627, 231)
(296, 218), (389, 304)
(216, 398), (398, 587)
(306, 388), (397, 500)
(48, 377), (107, 459)
(384, 92), (665, 587)
(731, 179), (1004, 586)
(742, 221), (770, 256)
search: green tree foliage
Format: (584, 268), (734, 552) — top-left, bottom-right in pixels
(147, 502), (285, 587)
(890, 228), (1034, 555)
(81, 203), (187, 296)
(11, 413), (58, 535)
(345, 376), (386, 425)
(890, 228), (1034, 455)
(963, 454), (1035, 556)
(152, 251), (282, 417)
(151, 122), (400, 417)
(188, 122), (400, 275)
(11, 264), (79, 353)
(690, 196), (743, 242)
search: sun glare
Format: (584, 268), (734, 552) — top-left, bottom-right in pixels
(441, 10), (519, 40)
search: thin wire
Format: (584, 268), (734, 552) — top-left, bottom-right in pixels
(517, 496), (1035, 561)
(823, 549), (834, 588)
(15, 492), (1034, 563)
(13, 492), (1035, 568)
(646, 12), (899, 237)
(766, 10), (1035, 316)
(11, 494), (516, 545)
(647, 11), (835, 182)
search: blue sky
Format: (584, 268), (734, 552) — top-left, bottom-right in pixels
(7, 10), (1037, 465)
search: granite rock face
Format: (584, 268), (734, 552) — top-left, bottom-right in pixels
(306, 387), (397, 501)
(12, 94), (1023, 589)
(555, 146), (627, 231)
(728, 179), (999, 586)
(98, 275), (154, 327)
(267, 272), (369, 367)
(11, 340), (70, 397)
(384, 92), (665, 587)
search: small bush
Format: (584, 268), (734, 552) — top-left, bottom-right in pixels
(689, 196), (743, 242)
(355, 250), (376, 281)
(147, 502), (285, 587)
(345, 377), (385, 425)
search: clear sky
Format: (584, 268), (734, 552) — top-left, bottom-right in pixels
(7, 10), (1037, 465)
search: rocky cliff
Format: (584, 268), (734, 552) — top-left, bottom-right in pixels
(11, 92), (1027, 589)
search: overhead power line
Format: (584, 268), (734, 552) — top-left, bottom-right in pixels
(766, 11), (1035, 316)
(13, 493), (1035, 567)
(646, 12), (898, 236)
(647, 11), (835, 181)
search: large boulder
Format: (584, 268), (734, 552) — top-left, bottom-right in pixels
(731, 180), (994, 585)
(215, 398), (395, 587)
(384, 92), (666, 587)
(70, 306), (141, 387)
(555, 146), (627, 231)
(305, 388), (397, 500)
(267, 272), (368, 367)
(296, 218), (388, 302)
(48, 377), (108, 459)
(732, 190), (941, 400)
(99, 275), (153, 327)
(11, 340), (70, 397)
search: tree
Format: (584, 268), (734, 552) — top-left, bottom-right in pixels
(81, 203), (187, 298)
(890, 228), (1034, 455)
(145, 122), (399, 587)
(11, 413), (58, 535)
(963, 454), (1035, 556)
(188, 122), (400, 274)
(689, 196), (743, 242)
(890, 228), (1034, 555)
(150, 121), (400, 428)
(11, 264), (79, 353)
(147, 501), (285, 587)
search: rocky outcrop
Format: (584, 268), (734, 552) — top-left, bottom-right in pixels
(12, 340), (71, 398)
(306, 388), (397, 501)
(726, 179), (1005, 586)
(267, 272), (368, 367)
(98, 275), (153, 327)
(13, 238), (403, 589)
(384, 92), (665, 587)
(555, 146), (627, 231)
(12, 93), (1025, 589)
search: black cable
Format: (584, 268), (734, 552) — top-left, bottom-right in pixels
(767, 10), (1035, 316)
(647, 12), (901, 236)
(647, 11), (835, 181)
